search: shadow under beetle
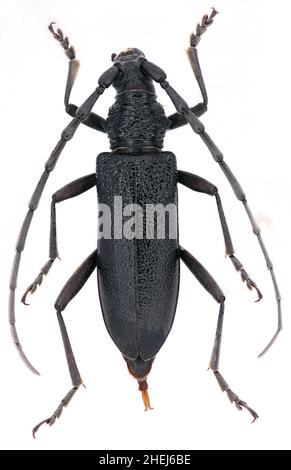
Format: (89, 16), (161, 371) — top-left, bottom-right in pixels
(9, 10), (281, 436)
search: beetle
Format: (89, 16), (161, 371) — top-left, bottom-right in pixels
(9, 10), (281, 436)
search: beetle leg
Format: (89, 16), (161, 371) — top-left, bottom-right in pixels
(32, 249), (97, 437)
(178, 170), (262, 301)
(65, 104), (107, 132)
(180, 247), (258, 422)
(22, 173), (96, 305)
(167, 9), (218, 130)
(210, 304), (258, 422)
(48, 23), (107, 133)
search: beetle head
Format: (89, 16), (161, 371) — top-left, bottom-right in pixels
(111, 48), (145, 63)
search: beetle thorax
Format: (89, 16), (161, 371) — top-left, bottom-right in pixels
(105, 59), (170, 153)
(106, 91), (169, 153)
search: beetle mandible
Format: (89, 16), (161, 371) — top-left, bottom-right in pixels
(9, 10), (281, 436)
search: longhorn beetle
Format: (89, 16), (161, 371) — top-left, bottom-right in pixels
(9, 10), (281, 436)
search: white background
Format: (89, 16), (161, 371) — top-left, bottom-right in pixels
(1, 0), (291, 450)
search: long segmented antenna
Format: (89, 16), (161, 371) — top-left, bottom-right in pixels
(142, 21), (282, 356)
(9, 25), (118, 373)
(191, 10), (281, 355)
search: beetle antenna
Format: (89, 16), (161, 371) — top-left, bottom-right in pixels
(9, 65), (118, 375)
(143, 36), (282, 358)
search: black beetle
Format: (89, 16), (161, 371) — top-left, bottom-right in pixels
(9, 10), (281, 436)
